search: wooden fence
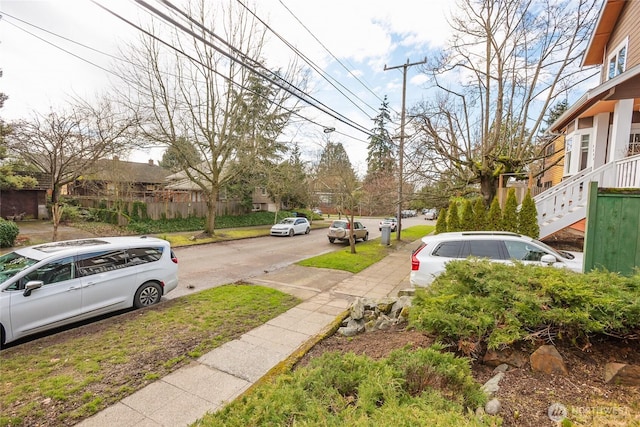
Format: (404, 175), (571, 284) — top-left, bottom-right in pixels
(76, 198), (247, 221)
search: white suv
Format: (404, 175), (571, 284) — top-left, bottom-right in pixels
(410, 232), (583, 287)
(0, 236), (178, 346)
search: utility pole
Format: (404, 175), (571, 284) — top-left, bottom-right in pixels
(384, 58), (426, 241)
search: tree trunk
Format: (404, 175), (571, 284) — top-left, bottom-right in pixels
(51, 203), (64, 242)
(480, 174), (498, 207)
(204, 190), (218, 236)
(50, 184), (64, 241)
(349, 211), (356, 254)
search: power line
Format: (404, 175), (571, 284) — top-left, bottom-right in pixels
(276, 0), (395, 116)
(128, 0), (374, 137)
(237, 0), (378, 120)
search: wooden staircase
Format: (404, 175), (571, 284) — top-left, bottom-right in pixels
(534, 154), (640, 239)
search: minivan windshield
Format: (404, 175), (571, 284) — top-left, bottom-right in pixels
(0, 251), (38, 284)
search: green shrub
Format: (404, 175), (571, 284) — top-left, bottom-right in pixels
(518, 189), (539, 238)
(472, 198), (487, 231)
(460, 199), (474, 231)
(124, 211), (294, 234)
(409, 260), (640, 355)
(204, 348), (489, 426)
(435, 207), (447, 234)
(487, 197), (502, 230)
(447, 203), (461, 232)
(0, 219), (20, 248)
(502, 188), (518, 233)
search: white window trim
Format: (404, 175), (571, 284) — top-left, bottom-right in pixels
(606, 37), (629, 80)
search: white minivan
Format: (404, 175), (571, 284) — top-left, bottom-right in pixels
(0, 236), (178, 347)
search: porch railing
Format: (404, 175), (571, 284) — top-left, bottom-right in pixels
(533, 154), (640, 238)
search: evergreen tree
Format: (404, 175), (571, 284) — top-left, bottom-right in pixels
(472, 198), (487, 231)
(366, 96), (395, 176)
(487, 197), (503, 231)
(159, 137), (203, 172)
(518, 189), (539, 238)
(503, 188), (518, 233)
(461, 199), (474, 231)
(447, 202), (461, 232)
(435, 207), (447, 234)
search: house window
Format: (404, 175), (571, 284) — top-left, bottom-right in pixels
(607, 38), (628, 80)
(579, 134), (590, 170)
(219, 189), (227, 200)
(565, 138), (573, 174)
(260, 187), (267, 196)
(545, 141), (555, 157)
(629, 133), (640, 156)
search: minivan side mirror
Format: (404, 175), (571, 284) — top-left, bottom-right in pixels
(23, 280), (44, 297)
(540, 254), (557, 266)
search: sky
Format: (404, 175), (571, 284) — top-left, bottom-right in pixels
(0, 0), (454, 174)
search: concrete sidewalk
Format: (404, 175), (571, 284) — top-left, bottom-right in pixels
(77, 240), (421, 427)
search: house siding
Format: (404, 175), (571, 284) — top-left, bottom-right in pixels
(540, 135), (565, 187)
(604, 1), (640, 80)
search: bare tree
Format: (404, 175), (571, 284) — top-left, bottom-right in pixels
(8, 99), (135, 240)
(118, 1), (301, 235)
(409, 0), (599, 204)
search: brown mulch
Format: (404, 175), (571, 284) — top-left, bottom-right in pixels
(296, 326), (640, 426)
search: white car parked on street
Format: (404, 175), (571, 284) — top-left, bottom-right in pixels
(410, 231), (583, 287)
(270, 217), (311, 237)
(0, 236), (179, 347)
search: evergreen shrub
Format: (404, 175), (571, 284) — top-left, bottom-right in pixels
(518, 189), (539, 238)
(487, 197), (502, 230)
(447, 202), (461, 232)
(435, 207), (447, 234)
(410, 260), (640, 355)
(0, 219), (19, 248)
(502, 188), (518, 233)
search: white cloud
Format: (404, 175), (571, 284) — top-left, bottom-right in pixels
(0, 0), (456, 170)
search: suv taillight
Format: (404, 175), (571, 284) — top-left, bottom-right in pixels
(411, 243), (426, 271)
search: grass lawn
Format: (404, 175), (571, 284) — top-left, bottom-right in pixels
(0, 285), (299, 427)
(297, 224), (434, 273)
(157, 221), (330, 247)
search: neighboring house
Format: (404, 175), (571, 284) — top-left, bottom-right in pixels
(67, 158), (171, 202)
(538, 134), (566, 190)
(535, 0), (640, 238)
(163, 170), (278, 216)
(0, 172), (51, 220)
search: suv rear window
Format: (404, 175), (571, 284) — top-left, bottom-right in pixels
(432, 241), (463, 257)
(331, 221), (348, 228)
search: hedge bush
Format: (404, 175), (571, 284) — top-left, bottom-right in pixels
(205, 347), (488, 426)
(409, 260), (640, 356)
(0, 219), (20, 248)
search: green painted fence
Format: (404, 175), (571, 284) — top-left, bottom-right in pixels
(584, 181), (640, 275)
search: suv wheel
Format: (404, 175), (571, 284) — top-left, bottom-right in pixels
(363, 232), (369, 241)
(328, 237), (335, 243)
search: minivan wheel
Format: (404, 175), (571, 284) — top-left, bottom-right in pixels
(134, 282), (162, 308)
